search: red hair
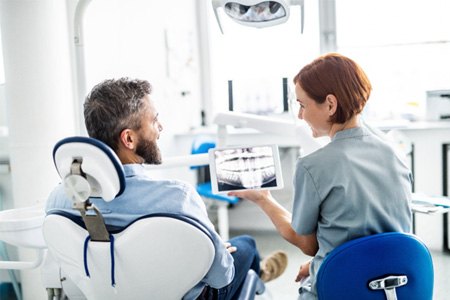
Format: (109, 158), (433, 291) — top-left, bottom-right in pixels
(293, 53), (372, 124)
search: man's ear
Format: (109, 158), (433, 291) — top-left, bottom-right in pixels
(119, 129), (137, 150)
(325, 94), (338, 116)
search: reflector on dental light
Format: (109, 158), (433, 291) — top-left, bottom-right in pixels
(225, 1), (287, 22)
(212, 0), (304, 34)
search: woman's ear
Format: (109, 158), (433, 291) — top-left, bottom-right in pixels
(119, 129), (137, 150)
(326, 94), (338, 116)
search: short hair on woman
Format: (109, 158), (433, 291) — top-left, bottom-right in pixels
(84, 78), (152, 151)
(293, 53), (372, 124)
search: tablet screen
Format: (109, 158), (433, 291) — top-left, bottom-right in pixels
(208, 144), (284, 194)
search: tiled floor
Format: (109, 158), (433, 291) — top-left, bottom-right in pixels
(230, 229), (450, 300)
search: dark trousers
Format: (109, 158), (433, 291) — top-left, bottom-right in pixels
(200, 235), (261, 300)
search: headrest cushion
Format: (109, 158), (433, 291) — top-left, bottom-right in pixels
(53, 136), (125, 201)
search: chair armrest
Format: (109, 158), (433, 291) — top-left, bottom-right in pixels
(0, 249), (45, 270)
(237, 269), (265, 300)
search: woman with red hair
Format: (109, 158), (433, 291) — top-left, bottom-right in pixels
(230, 53), (412, 300)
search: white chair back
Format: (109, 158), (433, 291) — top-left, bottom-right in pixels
(43, 213), (215, 300)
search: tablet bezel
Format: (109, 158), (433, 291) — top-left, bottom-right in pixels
(208, 144), (284, 194)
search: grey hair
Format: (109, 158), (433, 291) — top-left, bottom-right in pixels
(84, 78), (152, 151)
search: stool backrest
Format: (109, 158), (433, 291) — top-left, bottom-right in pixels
(316, 232), (433, 300)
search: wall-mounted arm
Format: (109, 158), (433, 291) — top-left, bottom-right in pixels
(213, 111), (322, 156)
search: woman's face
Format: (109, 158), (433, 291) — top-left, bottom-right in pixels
(295, 83), (332, 138)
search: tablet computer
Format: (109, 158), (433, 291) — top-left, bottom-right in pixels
(208, 144), (284, 194)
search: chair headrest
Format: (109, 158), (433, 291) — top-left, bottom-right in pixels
(53, 136), (125, 202)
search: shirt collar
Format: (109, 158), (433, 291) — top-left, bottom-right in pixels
(331, 126), (368, 142)
(123, 164), (148, 177)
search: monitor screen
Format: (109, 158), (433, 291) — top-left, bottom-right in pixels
(209, 144), (284, 194)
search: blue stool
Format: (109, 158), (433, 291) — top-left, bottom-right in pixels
(316, 232), (434, 300)
(191, 137), (238, 240)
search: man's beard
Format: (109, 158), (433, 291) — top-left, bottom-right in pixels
(136, 138), (162, 165)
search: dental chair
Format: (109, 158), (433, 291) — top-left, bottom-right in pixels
(316, 232), (434, 300)
(43, 136), (265, 300)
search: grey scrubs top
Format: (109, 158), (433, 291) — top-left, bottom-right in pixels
(291, 126), (412, 299)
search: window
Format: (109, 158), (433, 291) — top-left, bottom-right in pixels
(336, 0), (450, 120)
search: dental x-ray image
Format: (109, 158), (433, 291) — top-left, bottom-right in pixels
(209, 145), (283, 193)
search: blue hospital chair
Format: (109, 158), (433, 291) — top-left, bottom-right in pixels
(42, 136), (264, 299)
(316, 232), (434, 300)
(190, 137), (239, 241)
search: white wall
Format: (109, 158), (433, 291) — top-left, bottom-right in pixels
(82, 0), (202, 136)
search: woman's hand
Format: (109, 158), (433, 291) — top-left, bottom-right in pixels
(227, 189), (271, 205)
(295, 260), (311, 282)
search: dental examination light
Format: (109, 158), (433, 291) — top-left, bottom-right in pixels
(212, 0), (304, 34)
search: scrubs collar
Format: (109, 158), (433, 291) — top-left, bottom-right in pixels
(331, 126), (367, 142)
